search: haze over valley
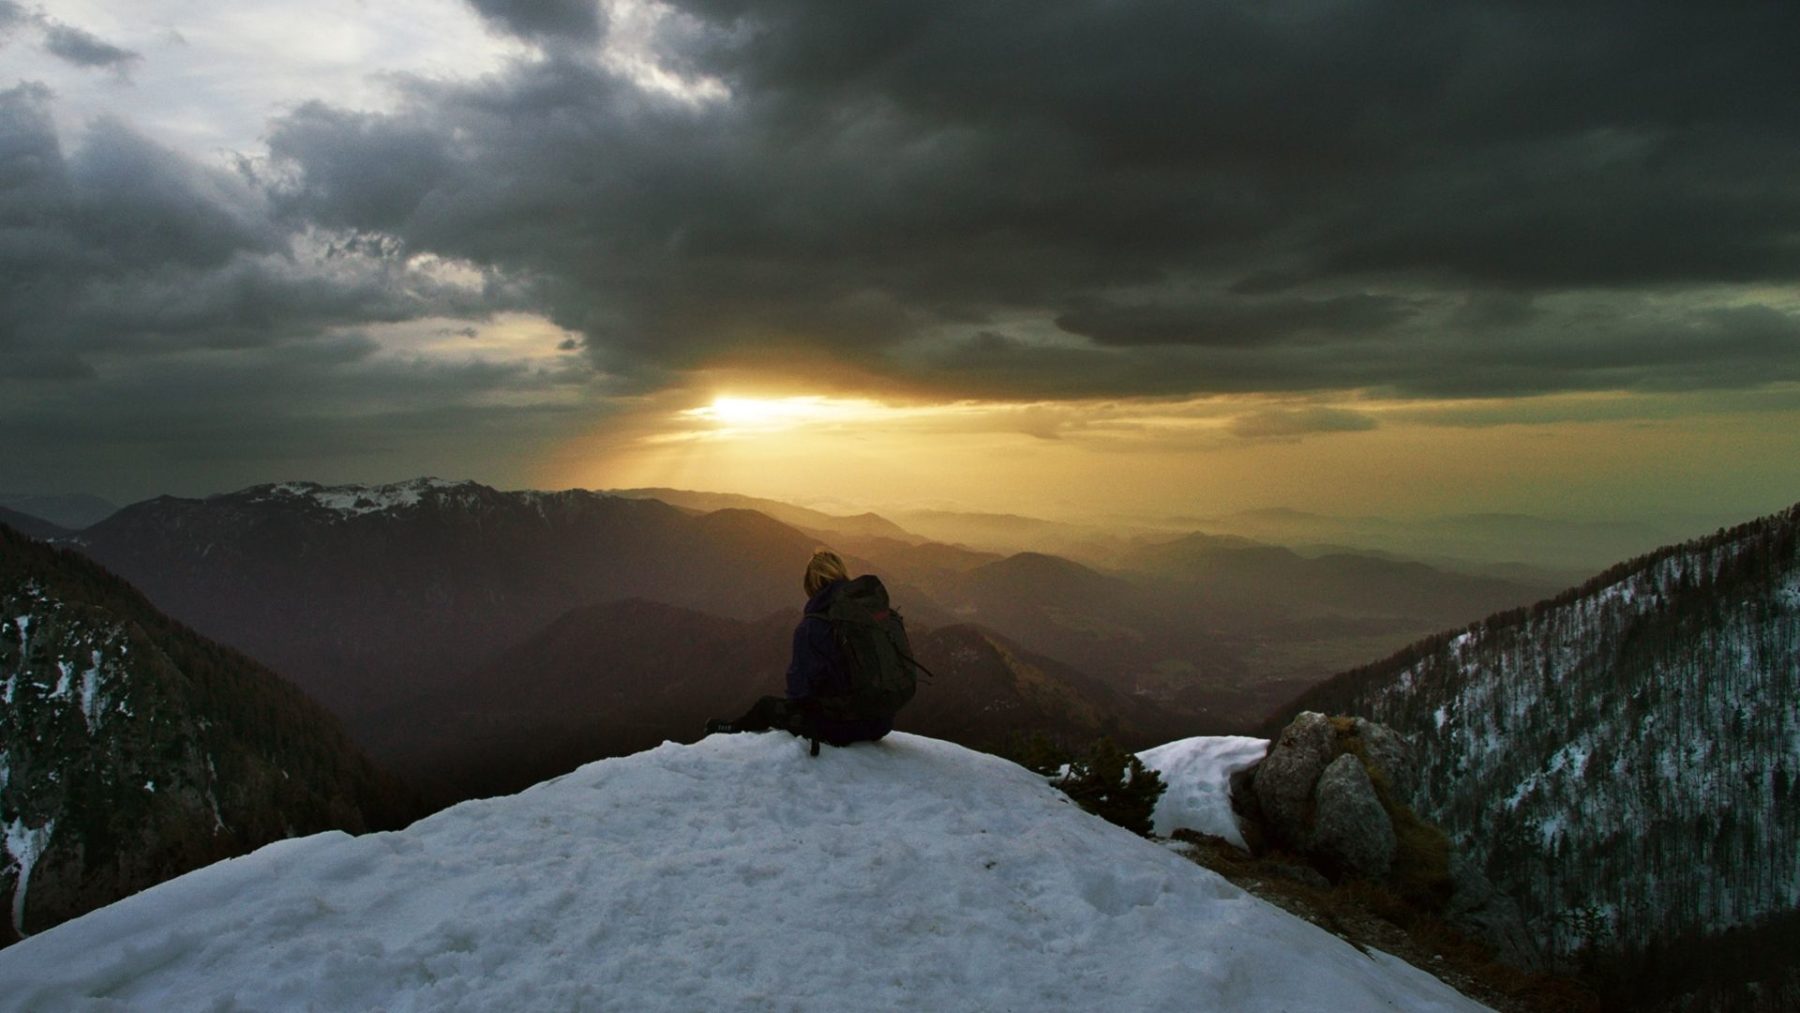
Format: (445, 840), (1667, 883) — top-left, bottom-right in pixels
(29, 477), (1558, 793)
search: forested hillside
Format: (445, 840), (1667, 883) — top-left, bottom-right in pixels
(1, 524), (413, 944)
(1272, 503), (1800, 1004)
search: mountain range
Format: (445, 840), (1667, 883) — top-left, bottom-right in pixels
(1177, 507), (1690, 577)
(57, 477), (1554, 800)
(71, 480), (821, 720)
(0, 507), (68, 543)
(606, 486), (919, 542)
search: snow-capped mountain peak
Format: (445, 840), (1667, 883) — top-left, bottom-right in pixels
(244, 477), (476, 517)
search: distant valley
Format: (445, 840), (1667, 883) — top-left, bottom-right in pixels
(383, 599), (1191, 803)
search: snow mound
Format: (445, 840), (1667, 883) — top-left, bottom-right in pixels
(0, 733), (1483, 1011)
(1138, 735), (1270, 848)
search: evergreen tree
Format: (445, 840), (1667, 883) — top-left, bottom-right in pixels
(1052, 738), (1166, 838)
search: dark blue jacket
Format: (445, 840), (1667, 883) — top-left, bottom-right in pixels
(787, 579), (893, 745)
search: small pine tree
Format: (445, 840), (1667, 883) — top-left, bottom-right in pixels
(1053, 738), (1166, 837)
(1007, 730), (1073, 779)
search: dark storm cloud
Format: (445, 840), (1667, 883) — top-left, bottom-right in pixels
(0, 346), (594, 498)
(0, 85), (493, 365)
(268, 102), (457, 233)
(4, 0), (1792, 422)
(41, 22), (140, 70)
(1055, 295), (1420, 349)
(243, 0), (1800, 401)
(1316, 135), (1800, 289)
(0, 5), (140, 72)
(0, 80), (606, 499)
(465, 0), (604, 43)
(907, 296), (1800, 403)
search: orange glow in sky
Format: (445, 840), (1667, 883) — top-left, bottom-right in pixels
(539, 385), (1800, 528)
(682, 396), (891, 433)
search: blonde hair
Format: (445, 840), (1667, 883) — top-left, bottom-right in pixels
(803, 548), (849, 597)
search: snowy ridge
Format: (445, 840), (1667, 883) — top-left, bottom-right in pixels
(246, 477), (473, 517)
(0, 733), (1486, 1011)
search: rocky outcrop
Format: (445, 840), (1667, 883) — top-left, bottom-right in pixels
(1249, 711), (1413, 879)
(1445, 853), (1539, 971)
(1250, 711), (1335, 835)
(1240, 711), (1538, 970)
(1310, 753), (1396, 879)
(1344, 717), (1413, 799)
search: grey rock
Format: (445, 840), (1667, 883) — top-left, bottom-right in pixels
(1349, 717), (1415, 802)
(1309, 753), (1396, 879)
(1227, 761), (1268, 852)
(1447, 851), (1541, 971)
(1252, 711), (1336, 846)
(1228, 762), (1261, 818)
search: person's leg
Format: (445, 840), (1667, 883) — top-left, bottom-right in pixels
(705, 696), (793, 734)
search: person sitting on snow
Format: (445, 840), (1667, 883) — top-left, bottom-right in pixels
(705, 549), (916, 750)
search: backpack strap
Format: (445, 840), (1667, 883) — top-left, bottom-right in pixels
(820, 616), (936, 683)
(894, 647), (938, 682)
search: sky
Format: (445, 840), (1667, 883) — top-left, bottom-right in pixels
(3, 0), (1799, 526)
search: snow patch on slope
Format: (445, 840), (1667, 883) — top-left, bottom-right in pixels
(1779, 573), (1800, 608)
(0, 733), (1485, 1011)
(79, 650), (104, 730)
(4, 818), (54, 938)
(1137, 736), (1268, 848)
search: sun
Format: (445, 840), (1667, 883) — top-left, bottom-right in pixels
(685, 395), (878, 432)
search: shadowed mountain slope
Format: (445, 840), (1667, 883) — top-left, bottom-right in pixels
(0, 495), (116, 532)
(1126, 532), (1551, 628)
(0, 507), (68, 542)
(1268, 503), (1800, 1009)
(72, 480), (822, 720)
(0, 523), (414, 946)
